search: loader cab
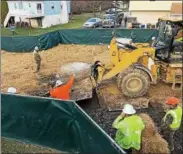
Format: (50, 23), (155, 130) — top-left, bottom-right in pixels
(154, 19), (182, 63)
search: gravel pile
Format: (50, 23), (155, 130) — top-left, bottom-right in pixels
(1, 138), (62, 153)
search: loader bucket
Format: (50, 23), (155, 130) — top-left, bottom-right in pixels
(1, 93), (126, 154)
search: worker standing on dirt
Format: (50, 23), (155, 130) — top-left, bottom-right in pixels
(50, 74), (75, 100)
(112, 104), (145, 152)
(174, 24), (182, 41)
(33, 46), (41, 73)
(161, 97), (182, 152)
(173, 23), (183, 49)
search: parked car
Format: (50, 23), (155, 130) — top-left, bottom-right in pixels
(83, 18), (102, 28)
(102, 14), (116, 28)
(106, 8), (122, 14)
(102, 13), (124, 28)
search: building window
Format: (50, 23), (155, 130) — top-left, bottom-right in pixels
(14, 3), (17, 9)
(37, 3), (42, 10)
(51, 2), (54, 9)
(37, 3), (42, 14)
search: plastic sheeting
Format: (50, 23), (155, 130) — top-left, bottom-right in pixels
(1, 93), (125, 154)
(1, 29), (158, 52)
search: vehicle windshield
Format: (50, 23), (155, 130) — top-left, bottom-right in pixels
(88, 19), (96, 22)
(154, 21), (173, 47)
(104, 16), (115, 20)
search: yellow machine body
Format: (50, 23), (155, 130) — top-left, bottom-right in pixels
(91, 18), (182, 98)
(94, 38), (158, 84)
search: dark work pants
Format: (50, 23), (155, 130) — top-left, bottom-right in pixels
(162, 129), (175, 151)
(36, 60), (41, 71)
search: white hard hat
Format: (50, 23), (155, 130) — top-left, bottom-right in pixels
(7, 87), (17, 94)
(152, 37), (156, 40)
(55, 74), (60, 78)
(122, 104), (136, 114)
(55, 80), (63, 87)
(34, 46), (39, 51)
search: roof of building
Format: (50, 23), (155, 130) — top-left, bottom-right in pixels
(171, 3), (182, 14)
(159, 17), (182, 22)
(129, 1), (181, 11)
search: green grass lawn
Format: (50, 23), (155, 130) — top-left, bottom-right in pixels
(1, 13), (103, 36)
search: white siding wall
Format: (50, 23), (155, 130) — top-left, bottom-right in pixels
(131, 11), (170, 24)
(5, 1), (69, 28)
(7, 1), (44, 16)
(6, 1), (44, 23)
(42, 1), (68, 28)
(129, 1), (181, 11)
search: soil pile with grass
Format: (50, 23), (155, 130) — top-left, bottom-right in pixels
(84, 104), (182, 154)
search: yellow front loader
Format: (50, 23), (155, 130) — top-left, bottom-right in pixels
(90, 18), (182, 98)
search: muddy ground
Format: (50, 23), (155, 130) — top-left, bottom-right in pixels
(1, 44), (182, 153)
(84, 106), (183, 154)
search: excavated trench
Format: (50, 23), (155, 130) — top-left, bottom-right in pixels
(81, 98), (183, 154)
(26, 73), (182, 154)
(29, 87), (182, 154)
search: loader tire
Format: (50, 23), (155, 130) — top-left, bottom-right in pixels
(117, 68), (150, 98)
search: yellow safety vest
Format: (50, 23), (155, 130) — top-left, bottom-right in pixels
(176, 37), (183, 42)
(113, 115), (145, 150)
(163, 106), (182, 130)
(175, 30), (183, 42)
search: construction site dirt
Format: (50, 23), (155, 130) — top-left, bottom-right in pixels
(84, 106), (183, 154)
(1, 44), (182, 153)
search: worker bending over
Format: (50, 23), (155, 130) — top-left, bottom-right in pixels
(173, 23), (182, 48)
(50, 74), (75, 100)
(161, 97), (182, 151)
(112, 104), (145, 152)
(174, 24), (182, 42)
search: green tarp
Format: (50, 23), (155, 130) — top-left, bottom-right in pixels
(1, 93), (125, 154)
(1, 36), (39, 52)
(1, 29), (158, 52)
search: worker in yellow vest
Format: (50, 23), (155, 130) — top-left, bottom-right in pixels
(173, 24), (182, 47)
(112, 104), (145, 152)
(161, 97), (182, 151)
(175, 24), (182, 42)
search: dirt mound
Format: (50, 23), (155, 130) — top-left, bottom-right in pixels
(140, 113), (157, 137)
(139, 133), (170, 154)
(137, 113), (169, 154)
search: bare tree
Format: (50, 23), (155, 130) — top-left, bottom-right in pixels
(86, 1), (104, 17)
(71, 1), (111, 15)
